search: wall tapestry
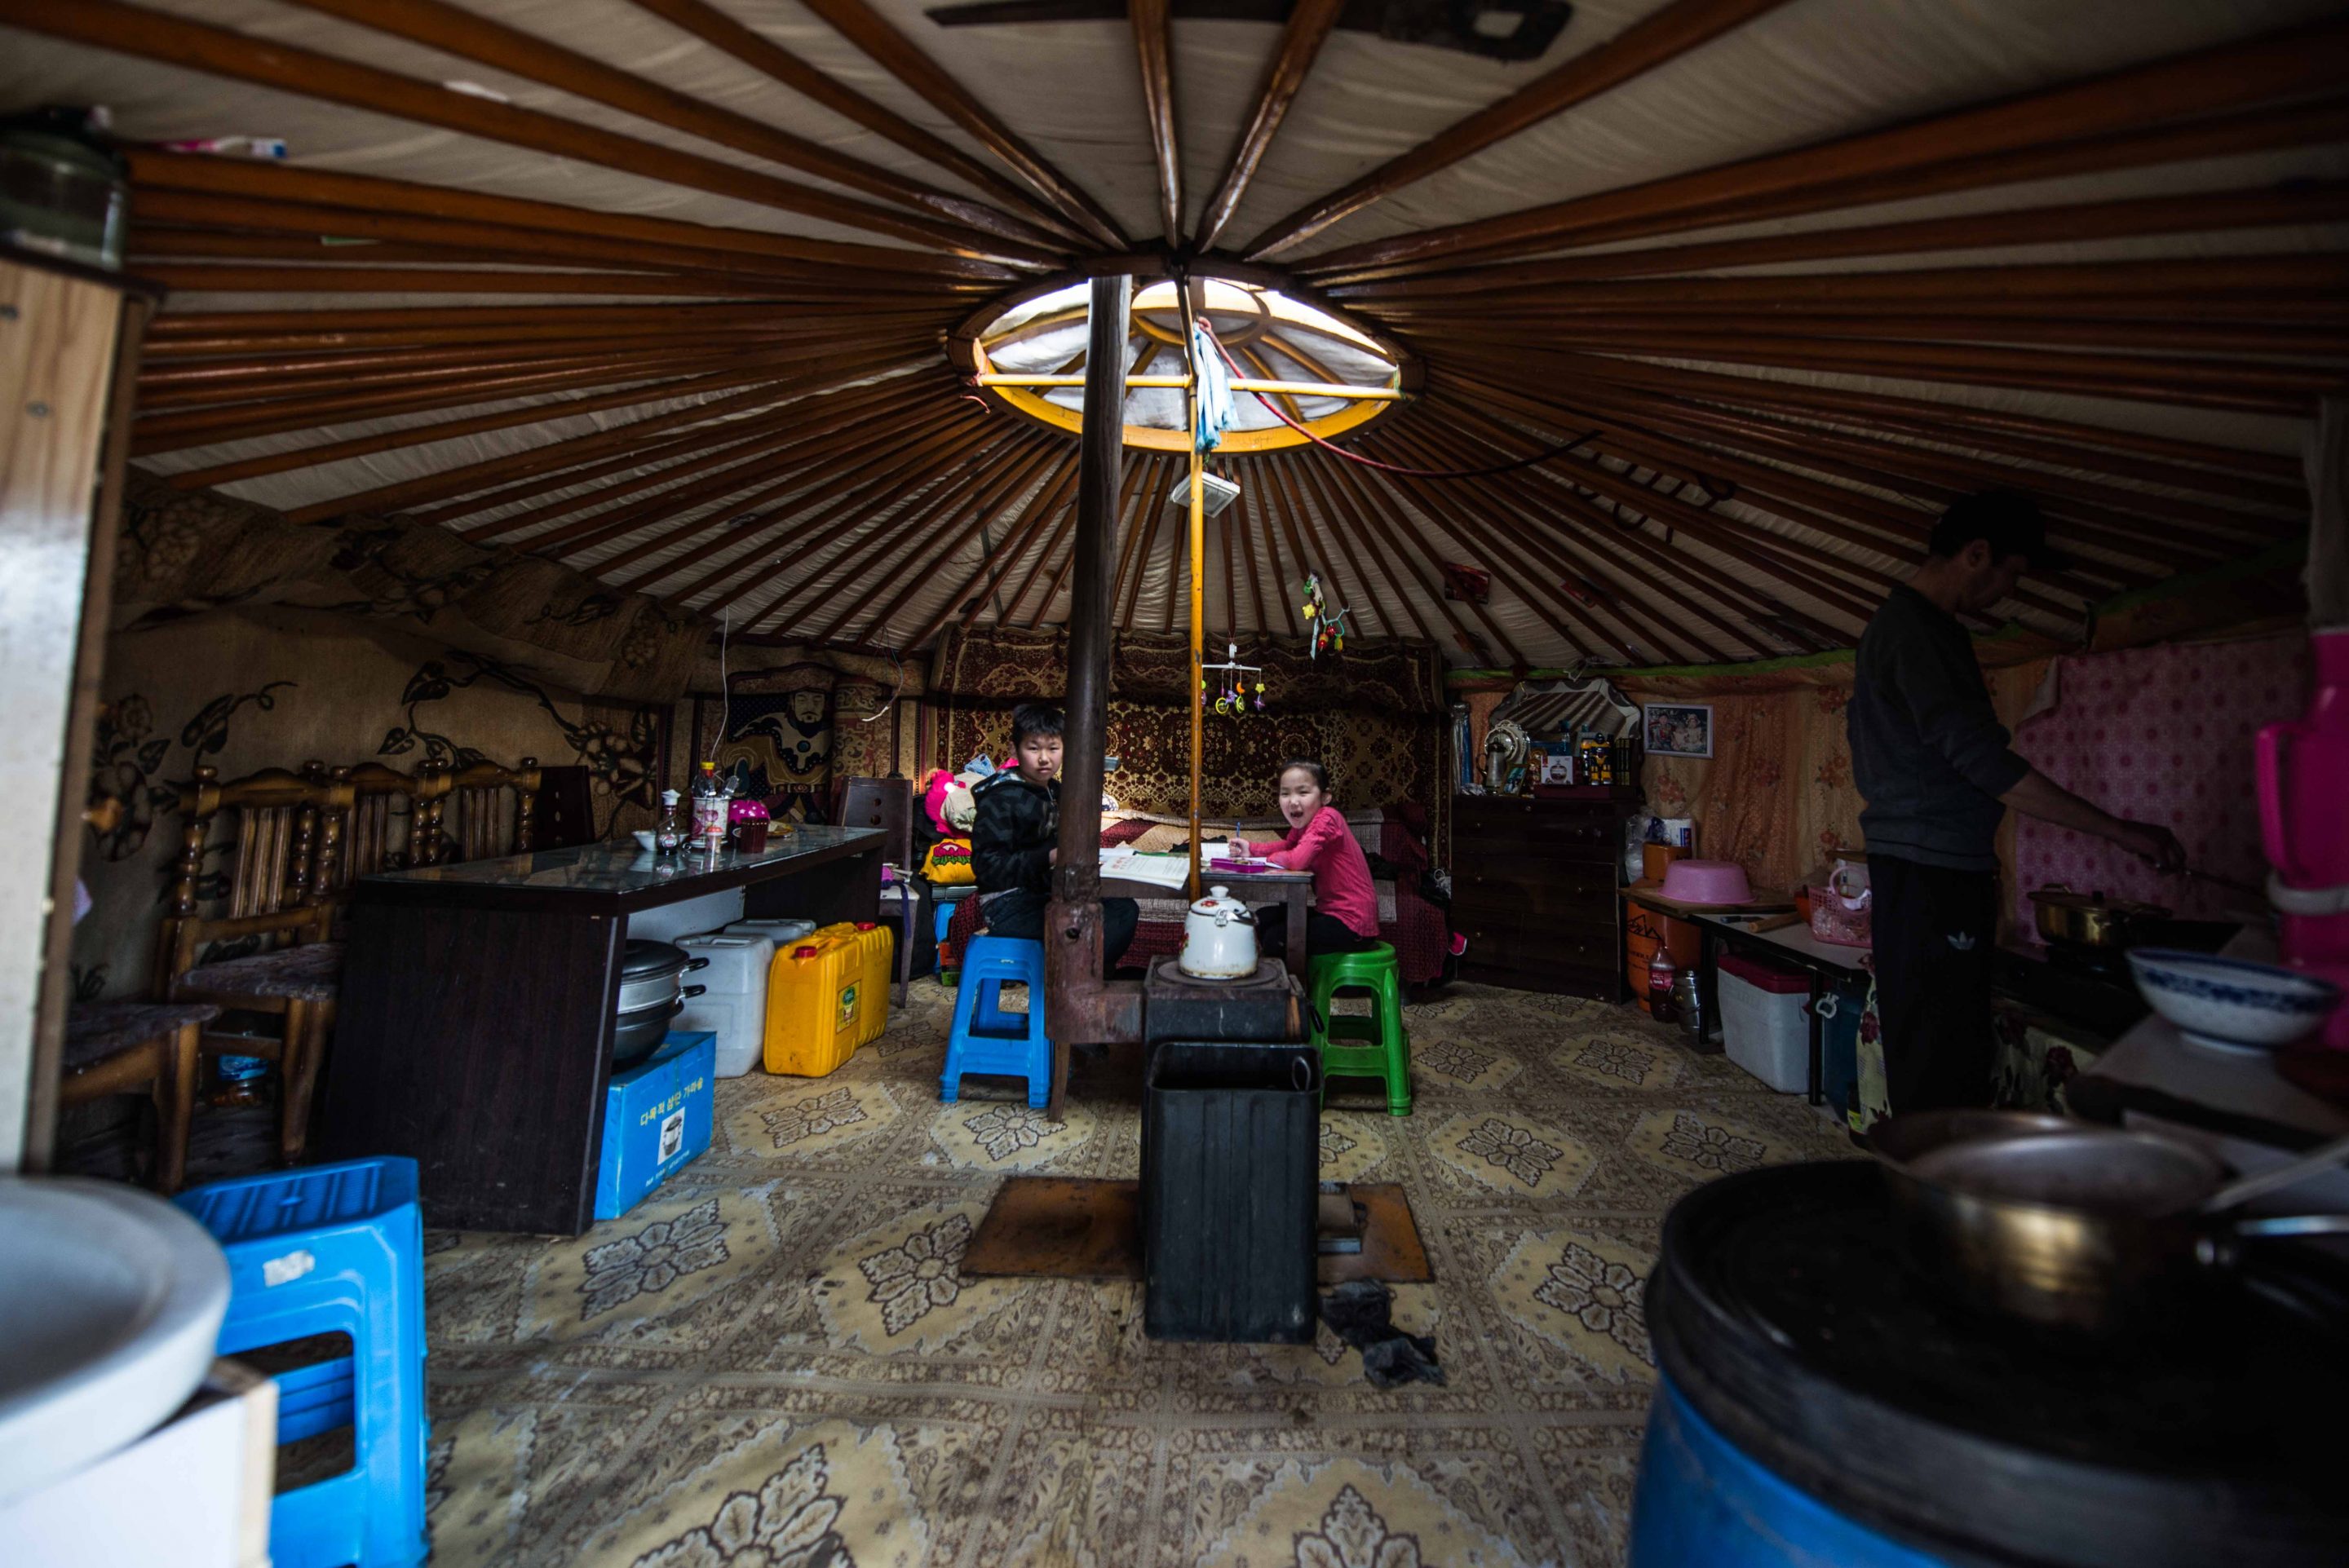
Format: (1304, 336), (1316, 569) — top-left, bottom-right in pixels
(2012, 632), (2307, 930)
(114, 470), (708, 703)
(928, 626), (1448, 713)
(930, 699), (1448, 841)
(689, 665), (839, 823)
(73, 610), (662, 1001)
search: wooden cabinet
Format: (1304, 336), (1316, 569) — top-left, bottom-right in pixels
(1452, 792), (1635, 1000)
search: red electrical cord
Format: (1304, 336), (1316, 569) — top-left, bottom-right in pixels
(1201, 323), (1593, 480)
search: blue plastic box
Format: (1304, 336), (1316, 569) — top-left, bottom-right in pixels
(594, 1031), (715, 1221)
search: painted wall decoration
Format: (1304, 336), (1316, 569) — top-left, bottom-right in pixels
(114, 470), (708, 703)
(2012, 633), (2307, 930)
(73, 609), (663, 1001)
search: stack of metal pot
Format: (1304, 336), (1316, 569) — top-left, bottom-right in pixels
(613, 941), (706, 1066)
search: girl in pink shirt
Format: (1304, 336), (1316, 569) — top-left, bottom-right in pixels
(1236, 761), (1379, 959)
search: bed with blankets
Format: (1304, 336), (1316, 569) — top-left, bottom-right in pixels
(940, 805), (1453, 985)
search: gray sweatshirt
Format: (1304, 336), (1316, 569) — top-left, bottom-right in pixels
(1848, 586), (2031, 873)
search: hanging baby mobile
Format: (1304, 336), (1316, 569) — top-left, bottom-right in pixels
(1200, 641), (1266, 718)
(1300, 572), (1351, 658)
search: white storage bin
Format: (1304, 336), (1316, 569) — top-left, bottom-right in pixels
(723, 917), (816, 946)
(675, 933), (774, 1077)
(626, 886), (746, 945)
(1717, 950), (1811, 1093)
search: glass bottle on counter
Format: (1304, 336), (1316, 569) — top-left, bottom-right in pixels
(691, 761), (732, 856)
(653, 788), (686, 855)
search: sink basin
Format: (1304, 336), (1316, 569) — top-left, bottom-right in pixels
(0, 1177), (229, 1503)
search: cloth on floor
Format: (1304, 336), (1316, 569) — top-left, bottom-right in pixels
(1320, 1279), (1444, 1389)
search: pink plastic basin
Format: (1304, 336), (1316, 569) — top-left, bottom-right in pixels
(1660, 859), (1754, 906)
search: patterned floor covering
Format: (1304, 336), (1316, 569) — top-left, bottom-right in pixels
(418, 981), (1856, 1567)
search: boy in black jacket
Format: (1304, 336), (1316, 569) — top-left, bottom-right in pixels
(971, 702), (1138, 971)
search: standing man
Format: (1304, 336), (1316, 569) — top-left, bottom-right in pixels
(1850, 491), (2183, 1113)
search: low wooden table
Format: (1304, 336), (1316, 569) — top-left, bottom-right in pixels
(323, 829), (883, 1234)
(1100, 866), (1313, 977)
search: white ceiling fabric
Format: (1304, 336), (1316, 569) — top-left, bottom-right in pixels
(2, 0), (2338, 666)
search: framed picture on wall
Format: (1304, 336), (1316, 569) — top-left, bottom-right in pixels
(1643, 702), (1714, 758)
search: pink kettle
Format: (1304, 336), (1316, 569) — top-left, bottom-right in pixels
(2259, 627), (2349, 1046)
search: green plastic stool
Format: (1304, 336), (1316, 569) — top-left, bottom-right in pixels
(1309, 942), (1411, 1116)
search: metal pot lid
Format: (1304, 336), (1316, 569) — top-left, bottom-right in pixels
(2028, 884), (2168, 918)
(620, 940), (693, 980)
(615, 992), (685, 1021)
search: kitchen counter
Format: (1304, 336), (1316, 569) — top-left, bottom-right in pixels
(2074, 928), (2349, 1221)
(321, 829), (884, 1234)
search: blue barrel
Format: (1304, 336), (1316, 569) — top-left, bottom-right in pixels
(1631, 1377), (1946, 1568)
(1628, 1161), (2349, 1568)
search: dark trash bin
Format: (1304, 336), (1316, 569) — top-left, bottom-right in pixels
(1141, 1039), (1320, 1343)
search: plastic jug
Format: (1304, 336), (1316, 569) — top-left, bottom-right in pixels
(763, 931), (865, 1076)
(815, 921), (894, 1045)
(2257, 628), (2349, 890)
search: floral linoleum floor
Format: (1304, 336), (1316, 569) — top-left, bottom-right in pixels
(418, 981), (1855, 1568)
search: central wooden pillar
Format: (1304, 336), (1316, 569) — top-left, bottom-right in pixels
(1044, 273), (1143, 1113)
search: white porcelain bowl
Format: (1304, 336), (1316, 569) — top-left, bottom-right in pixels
(631, 829), (658, 852)
(2126, 947), (2342, 1052)
(0, 1178), (230, 1502)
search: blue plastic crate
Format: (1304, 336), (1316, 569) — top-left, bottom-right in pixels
(594, 1031), (715, 1221)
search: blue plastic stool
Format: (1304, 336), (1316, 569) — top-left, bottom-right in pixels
(942, 935), (1051, 1106)
(178, 1157), (428, 1568)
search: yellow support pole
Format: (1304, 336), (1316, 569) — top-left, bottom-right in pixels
(1180, 280), (1206, 902)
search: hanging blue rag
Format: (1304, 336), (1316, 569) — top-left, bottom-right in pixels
(1192, 321), (1234, 453)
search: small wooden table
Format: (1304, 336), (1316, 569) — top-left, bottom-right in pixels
(1100, 866), (1314, 977)
(324, 829), (883, 1234)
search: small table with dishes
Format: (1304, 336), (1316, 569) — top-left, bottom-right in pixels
(1626, 887), (1869, 1108)
(323, 830), (884, 1234)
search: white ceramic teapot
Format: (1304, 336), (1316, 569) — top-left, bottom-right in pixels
(1179, 884), (1259, 979)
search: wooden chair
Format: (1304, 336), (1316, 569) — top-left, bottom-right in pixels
(60, 1000), (218, 1192)
(157, 763), (354, 1164)
(443, 756), (542, 864)
(837, 776), (915, 1008)
(307, 762), (453, 930)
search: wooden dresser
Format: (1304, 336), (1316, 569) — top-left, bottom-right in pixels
(1452, 790), (1636, 1000)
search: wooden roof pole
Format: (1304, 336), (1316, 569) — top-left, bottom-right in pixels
(125, 152), (1017, 281)
(270, 360), (940, 518)
(794, 0), (1130, 250)
(1463, 348), (2304, 484)
(1193, 0), (1344, 253)
(16, 0), (1051, 265)
(277, 0), (1068, 254)
(604, 413), (992, 585)
(949, 462), (1088, 638)
(813, 439), (1070, 642)
(1250, 0), (1792, 257)
(623, 0), (1089, 246)
(685, 434), (1037, 624)
(723, 435), (1039, 629)
(1047, 276), (1145, 1109)
(1335, 179), (2349, 295)
(1232, 482), (1276, 634)
(1298, 17), (2349, 276)
(1130, 0), (1183, 245)
(1009, 449), (1149, 628)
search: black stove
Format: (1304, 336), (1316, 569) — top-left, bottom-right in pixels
(1992, 918), (2241, 1041)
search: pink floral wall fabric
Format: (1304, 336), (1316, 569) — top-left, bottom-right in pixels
(2011, 633), (2308, 933)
